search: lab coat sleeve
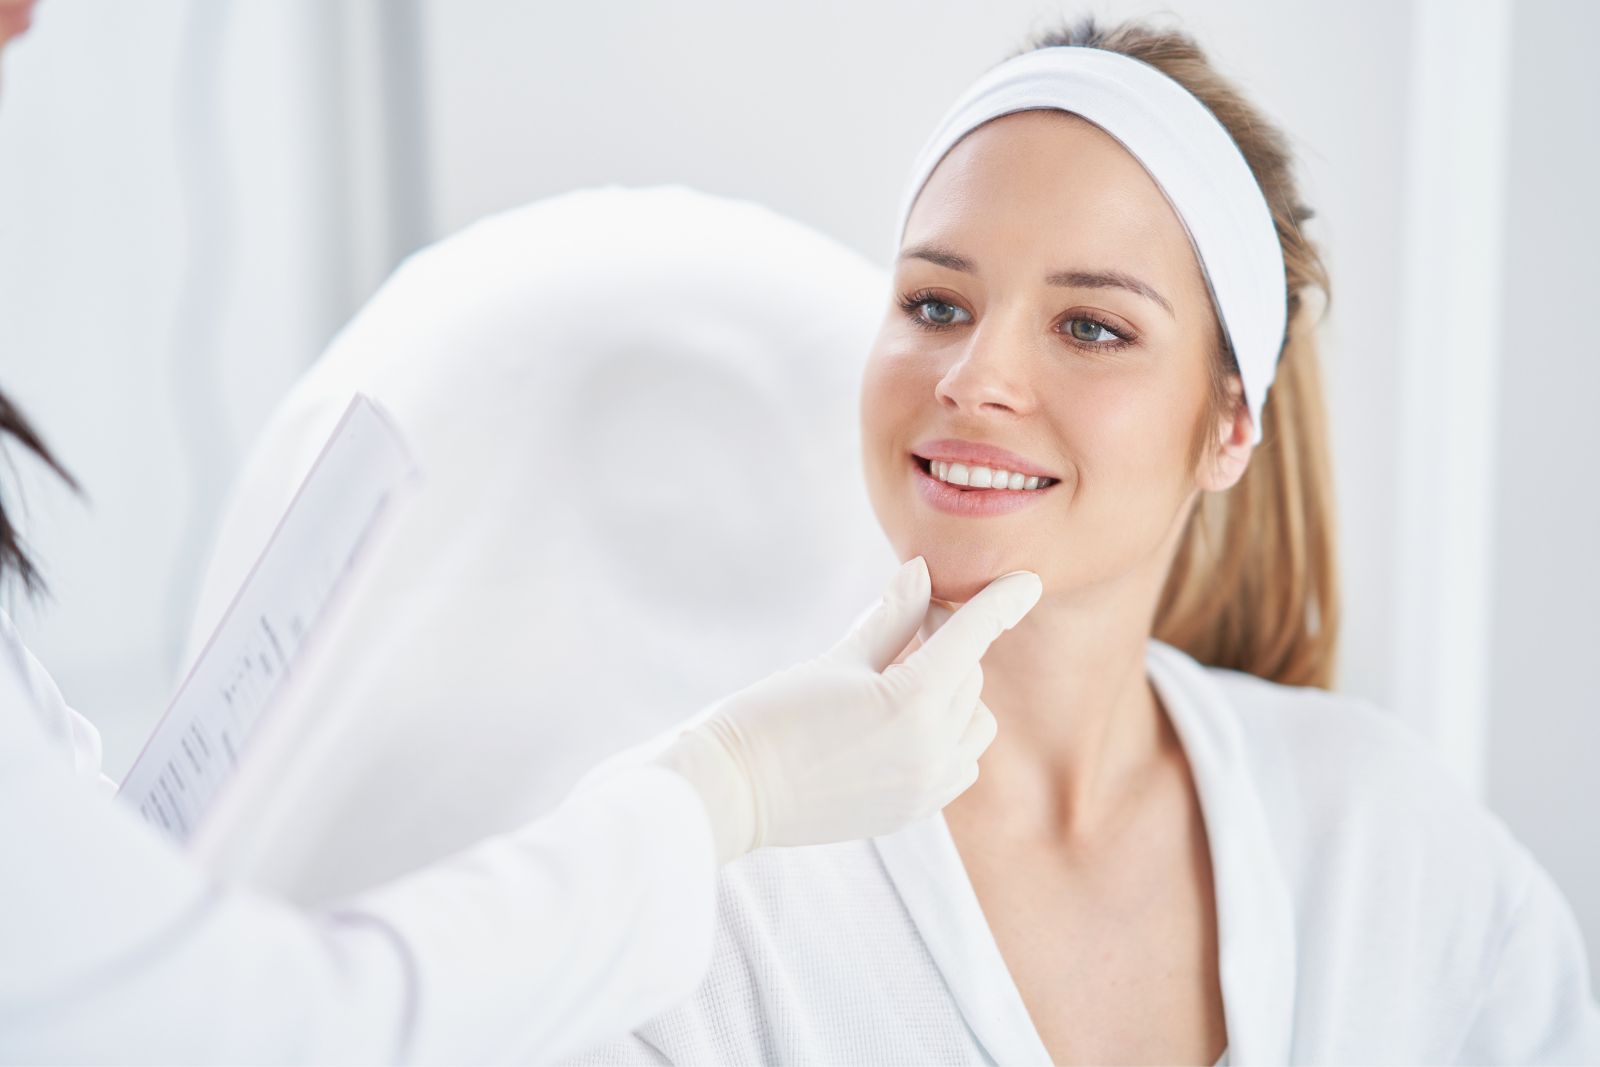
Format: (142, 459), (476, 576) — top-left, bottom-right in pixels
(1, 685), (718, 1065)
(1454, 850), (1600, 1064)
(346, 764), (720, 1064)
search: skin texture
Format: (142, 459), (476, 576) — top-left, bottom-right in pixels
(861, 109), (1256, 1064)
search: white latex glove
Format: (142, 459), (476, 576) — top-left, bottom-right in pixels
(654, 557), (1042, 863)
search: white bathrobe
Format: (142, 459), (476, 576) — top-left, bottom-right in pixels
(570, 640), (1600, 1065)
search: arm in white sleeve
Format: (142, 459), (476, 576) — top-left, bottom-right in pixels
(1454, 850), (1600, 1063)
(0, 693), (716, 1065)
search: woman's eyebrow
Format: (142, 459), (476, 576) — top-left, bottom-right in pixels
(1046, 269), (1174, 318)
(900, 243), (976, 273)
(899, 243), (1174, 319)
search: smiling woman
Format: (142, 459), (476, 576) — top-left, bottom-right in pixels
(873, 28), (1336, 689)
(571, 15), (1600, 1067)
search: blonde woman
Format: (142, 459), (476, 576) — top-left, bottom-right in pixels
(574, 18), (1600, 1065)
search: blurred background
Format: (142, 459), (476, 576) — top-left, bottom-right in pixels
(0, 0), (1594, 969)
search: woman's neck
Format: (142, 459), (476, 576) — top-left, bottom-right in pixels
(935, 562), (1174, 846)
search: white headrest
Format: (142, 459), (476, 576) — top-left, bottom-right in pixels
(189, 186), (895, 900)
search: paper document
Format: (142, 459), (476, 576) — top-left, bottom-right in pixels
(118, 394), (418, 843)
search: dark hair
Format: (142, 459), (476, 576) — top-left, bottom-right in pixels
(0, 388), (77, 596)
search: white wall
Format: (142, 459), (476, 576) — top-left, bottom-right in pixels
(0, 0), (415, 772)
(0, 0), (1593, 977)
(1486, 0), (1600, 983)
(0, 0), (191, 769)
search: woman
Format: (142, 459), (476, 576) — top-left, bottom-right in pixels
(0, 6), (1042, 1060)
(572, 18), (1600, 1065)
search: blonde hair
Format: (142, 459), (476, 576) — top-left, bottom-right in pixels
(1023, 19), (1341, 688)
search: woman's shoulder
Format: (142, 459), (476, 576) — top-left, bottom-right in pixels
(1188, 654), (1536, 922)
(1190, 658), (1600, 1058)
(1200, 658), (1476, 814)
(1150, 644), (1533, 886)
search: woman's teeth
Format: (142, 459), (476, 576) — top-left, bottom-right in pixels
(928, 460), (1054, 491)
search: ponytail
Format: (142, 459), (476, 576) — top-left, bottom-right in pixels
(1024, 18), (1341, 687)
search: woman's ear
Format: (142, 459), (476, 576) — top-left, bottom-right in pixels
(1197, 378), (1254, 492)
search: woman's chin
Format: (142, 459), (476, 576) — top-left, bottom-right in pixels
(900, 534), (1038, 604)
(926, 563), (1028, 605)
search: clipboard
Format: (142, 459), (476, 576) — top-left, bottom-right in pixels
(117, 393), (419, 849)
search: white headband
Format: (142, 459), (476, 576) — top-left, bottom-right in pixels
(896, 46), (1286, 444)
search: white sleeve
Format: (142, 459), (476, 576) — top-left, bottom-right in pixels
(0, 685), (717, 1064)
(1454, 853), (1600, 1064)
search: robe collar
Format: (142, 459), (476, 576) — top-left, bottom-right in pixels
(872, 639), (1297, 1065)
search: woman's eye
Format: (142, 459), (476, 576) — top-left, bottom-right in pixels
(916, 299), (970, 327)
(1065, 317), (1120, 344)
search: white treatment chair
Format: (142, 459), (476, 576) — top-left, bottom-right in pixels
(183, 186), (895, 904)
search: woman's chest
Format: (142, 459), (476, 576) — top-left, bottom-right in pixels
(951, 798), (1227, 1064)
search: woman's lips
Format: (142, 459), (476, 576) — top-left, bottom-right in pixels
(911, 438), (1057, 480)
(910, 454), (1056, 517)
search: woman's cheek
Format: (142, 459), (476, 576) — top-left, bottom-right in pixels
(858, 363), (893, 463)
(1052, 369), (1184, 477)
(858, 356), (910, 528)
(861, 348), (928, 443)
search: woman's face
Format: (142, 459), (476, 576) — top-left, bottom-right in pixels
(861, 109), (1235, 604)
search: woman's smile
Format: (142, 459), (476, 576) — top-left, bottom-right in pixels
(909, 437), (1061, 517)
(912, 458), (1059, 517)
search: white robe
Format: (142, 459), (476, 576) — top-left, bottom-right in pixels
(570, 640), (1600, 1065)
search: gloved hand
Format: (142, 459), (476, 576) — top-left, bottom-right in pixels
(653, 557), (1042, 863)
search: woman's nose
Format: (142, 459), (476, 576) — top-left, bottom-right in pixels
(932, 322), (1037, 417)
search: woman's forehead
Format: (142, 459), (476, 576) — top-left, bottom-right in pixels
(902, 110), (1202, 291)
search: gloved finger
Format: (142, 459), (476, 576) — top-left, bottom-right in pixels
(946, 664), (985, 730)
(920, 601), (954, 645)
(829, 556), (932, 672)
(956, 700), (999, 764)
(899, 571), (1042, 691)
